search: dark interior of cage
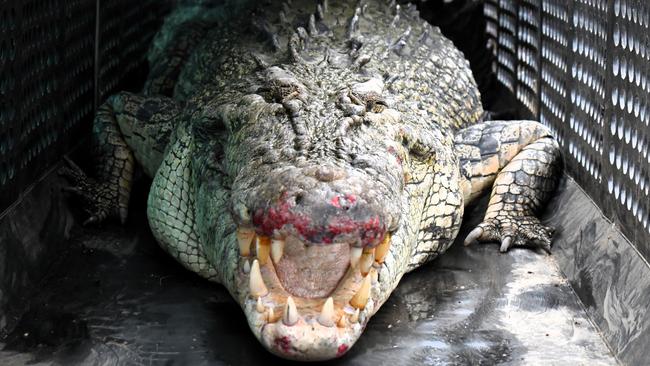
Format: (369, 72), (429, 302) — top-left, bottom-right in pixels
(1, 1), (649, 365)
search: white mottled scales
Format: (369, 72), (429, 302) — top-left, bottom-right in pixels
(147, 130), (218, 281)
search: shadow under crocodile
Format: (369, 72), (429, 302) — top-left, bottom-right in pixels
(0, 176), (617, 365)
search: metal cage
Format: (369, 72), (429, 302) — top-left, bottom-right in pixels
(485, 0), (650, 257)
(0, 0), (170, 213)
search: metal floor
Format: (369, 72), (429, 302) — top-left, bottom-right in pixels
(0, 180), (617, 366)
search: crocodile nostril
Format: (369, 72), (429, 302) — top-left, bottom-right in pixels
(293, 193), (304, 205)
(315, 165), (347, 182)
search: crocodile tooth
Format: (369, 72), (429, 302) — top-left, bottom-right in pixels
(283, 296), (299, 326)
(360, 248), (375, 276)
(266, 306), (278, 323)
(350, 274), (371, 309)
(318, 297), (335, 327)
(237, 228), (255, 256)
(271, 239), (285, 264)
(350, 246), (363, 268)
(308, 14), (317, 36)
(374, 233), (391, 264)
(256, 297), (265, 313)
(349, 308), (360, 323)
(243, 260), (251, 274)
(249, 259), (268, 297)
(371, 268), (379, 284)
(256, 236), (271, 265)
(337, 314), (348, 328)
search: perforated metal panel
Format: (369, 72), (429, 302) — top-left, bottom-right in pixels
(539, 0), (568, 148)
(516, 0), (540, 115)
(0, 0), (91, 212)
(567, 0), (607, 192)
(98, 1), (168, 102)
(485, 0), (542, 113)
(0, 3), (20, 204)
(496, 0), (518, 91)
(606, 0), (650, 250)
(486, 0), (650, 254)
(63, 0), (96, 136)
(0, 0), (170, 213)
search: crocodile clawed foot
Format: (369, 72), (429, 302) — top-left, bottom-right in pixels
(59, 156), (122, 225)
(464, 215), (554, 254)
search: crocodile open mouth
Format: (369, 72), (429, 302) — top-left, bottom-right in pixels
(273, 237), (351, 299)
(235, 227), (391, 328)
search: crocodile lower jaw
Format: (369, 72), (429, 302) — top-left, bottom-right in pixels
(233, 228), (392, 359)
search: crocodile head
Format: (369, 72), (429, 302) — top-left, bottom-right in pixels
(199, 62), (425, 361)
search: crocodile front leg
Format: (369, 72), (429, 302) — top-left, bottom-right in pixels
(60, 95), (135, 224)
(455, 120), (561, 253)
(61, 92), (179, 224)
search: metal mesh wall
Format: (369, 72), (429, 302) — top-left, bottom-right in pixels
(0, 0), (170, 213)
(606, 0), (650, 252)
(98, 1), (166, 102)
(485, 0), (650, 255)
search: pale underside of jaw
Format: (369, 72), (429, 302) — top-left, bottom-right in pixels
(234, 227), (392, 359)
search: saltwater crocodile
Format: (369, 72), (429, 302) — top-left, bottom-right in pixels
(61, 0), (561, 361)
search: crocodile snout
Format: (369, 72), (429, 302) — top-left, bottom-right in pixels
(251, 189), (387, 247)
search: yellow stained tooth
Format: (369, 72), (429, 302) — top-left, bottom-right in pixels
(350, 308), (360, 323)
(249, 259), (268, 297)
(350, 274), (371, 309)
(256, 236), (271, 265)
(266, 306), (279, 323)
(337, 314), (348, 328)
(283, 296), (299, 326)
(371, 268), (379, 284)
(350, 246), (363, 268)
(375, 233), (391, 264)
(237, 228), (255, 256)
(360, 248), (375, 276)
(318, 297), (335, 327)
(271, 239), (285, 263)
(256, 297), (265, 313)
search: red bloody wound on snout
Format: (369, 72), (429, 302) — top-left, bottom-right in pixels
(337, 344), (349, 357)
(252, 193), (385, 246)
(330, 193), (357, 209)
(275, 336), (292, 353)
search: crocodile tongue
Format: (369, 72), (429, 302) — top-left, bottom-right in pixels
(273, 236), (350, 299)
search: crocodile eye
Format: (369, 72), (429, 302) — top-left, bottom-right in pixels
(269, 82), (301, 103)
(365, 97), (387, 113)
(262, 66), (308, 115)
(348, 77), (387, 114)
(337, 90), (366, 117)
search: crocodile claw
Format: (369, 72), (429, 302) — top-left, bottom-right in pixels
(463, 227), (483, 246)
(499, 236), (513, 253)
(59, 156), (122, 225)
(464, 215), (553, 255)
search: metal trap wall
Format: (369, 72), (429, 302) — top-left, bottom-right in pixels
(485, 0), (650, 257)
(0, 0), (170, 214)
